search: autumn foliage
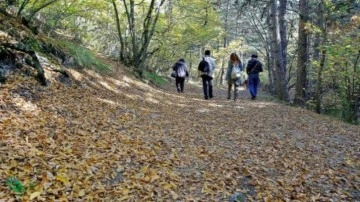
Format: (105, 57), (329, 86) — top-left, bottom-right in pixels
(0, 63), (359, 201)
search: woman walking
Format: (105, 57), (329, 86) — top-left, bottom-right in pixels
(225, 52), (244, 101)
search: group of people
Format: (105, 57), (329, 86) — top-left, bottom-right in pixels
(171, 50), (263, 100)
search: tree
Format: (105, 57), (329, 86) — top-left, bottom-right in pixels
(118, 0), (166, 77)
(294, 0), (309, 105)
(17, 0), (60, 30)
(145, 0), (221, 75)
(270, 0), (288, 100)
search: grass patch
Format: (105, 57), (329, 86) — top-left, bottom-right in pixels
(65, 42), (110, 73)
(50, 39), (111, 73)
(143, 70), (169, 85)
(23, 36), (41, 52)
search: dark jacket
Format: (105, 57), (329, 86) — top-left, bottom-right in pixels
(246, 58), (263, 74)
(172, 61), (188, 78)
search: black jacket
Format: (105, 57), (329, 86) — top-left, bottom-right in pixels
(246, 58), (263, 74)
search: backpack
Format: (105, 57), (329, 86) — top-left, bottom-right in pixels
(198, 57), (210, 73)
(176, 63), (186, 78)
(231, 66), (241, 79)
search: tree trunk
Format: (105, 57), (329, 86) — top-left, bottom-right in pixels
(279, 0), (287, 72)
(223, 0), (231, 47)
(315, 48), (326, 114)
(315, 3), (327, 114)
(270, 0), (288, 100)
(294, 0), (309, 105)
(121, 0), (165, 77)
(353, 51), (360, 123)
(266, 11), (276, 94)
(111, 0), (125, 63)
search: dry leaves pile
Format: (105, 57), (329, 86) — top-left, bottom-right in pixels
(0, 68), (359, 201)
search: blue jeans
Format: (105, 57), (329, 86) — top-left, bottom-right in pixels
(201, 75), (213, 99)
(248, 74), (259, 99)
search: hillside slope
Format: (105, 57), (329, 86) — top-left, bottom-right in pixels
(1, 59), (360, 201)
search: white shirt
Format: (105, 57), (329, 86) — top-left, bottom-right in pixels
(203, 56), (216, 77)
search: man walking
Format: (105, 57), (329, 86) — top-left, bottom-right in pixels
(198, 50), (216, 100)
(246, 53), (263, 100)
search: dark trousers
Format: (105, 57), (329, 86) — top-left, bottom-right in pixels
(248, 74), (259, 99)
(175, 77), (185, 93)
(201, 75), (213, 99)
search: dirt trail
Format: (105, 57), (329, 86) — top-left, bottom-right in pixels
(1, 72), (359, 201)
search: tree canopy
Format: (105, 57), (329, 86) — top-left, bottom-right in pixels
(0, 0), (359, 122)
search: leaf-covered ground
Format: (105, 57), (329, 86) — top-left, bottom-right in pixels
(0, 67), (359, 201)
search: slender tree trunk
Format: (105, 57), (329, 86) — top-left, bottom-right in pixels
(350, 50), (360, 123)
(315, 3), (327, 114)
(122, 0), (136, 61)
(309, 10), (322, 102)
(121, 0), (165, 77)
(223, 0), (230, 47)
(111, 0), (125, 62)
(353, 50), (360, 123)
(315, 48), (326, 114)
(137, 0), (165, 76)
(270, 0), (288, 100)
(17, 0), (30, 17)
(279, 0), (287, 72)
(294, 0), (309, 105)
(26, 0), (58, 23)
(266, 11), (276, 94)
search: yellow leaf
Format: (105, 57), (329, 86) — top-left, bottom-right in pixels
(163, 183), (173, 190)
(78, 189), (86, 197)
(150, 174), (160, 182)
(163, 182), (177, 190)
(56, 174), (71, 187)
(201, 183), (213, 194)
(122, 188), (130, 195)
(140, 165), (149, 173)
(119, 195), (130, 201)
(344, 158), (354, 167)
(30, 191), (41, 200)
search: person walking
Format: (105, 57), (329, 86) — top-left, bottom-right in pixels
(246, 54), (263, 100)
(225, 52), (244, 101)
(172, 58), (189, 93)
(198, 50), (216, 100)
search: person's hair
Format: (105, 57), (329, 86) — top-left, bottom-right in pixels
(230, 52), (241, 63)
(179, 58), (185, 62)
(204, 50), (211, 56)
(251, 53), (258, 58)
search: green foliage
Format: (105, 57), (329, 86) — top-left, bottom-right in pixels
(148, 0), (222, 72)
(23, 36), (41, 52)
(57, 40), (110, 73)
(309, 12), (360, 124)
(143, 70), (168, 85)
(6, 177), (26, 195)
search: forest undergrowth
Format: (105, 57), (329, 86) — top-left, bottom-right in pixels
(0, 66), (359, 201)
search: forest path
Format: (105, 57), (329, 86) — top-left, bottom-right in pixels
(1, 72), (359, 201)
